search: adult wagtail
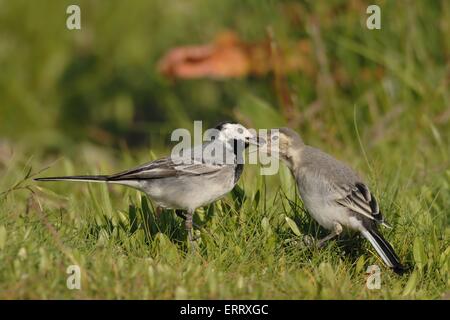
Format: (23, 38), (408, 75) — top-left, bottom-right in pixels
(266, 127), (405, 273)
(35, 122), (263, 247)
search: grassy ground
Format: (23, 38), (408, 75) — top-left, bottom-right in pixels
(0, 1), (449, 299)
(0, 135), (448, 299)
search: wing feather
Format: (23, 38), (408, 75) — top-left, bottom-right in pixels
(108, 157), (223, 181)
(335, 182), (387, 226)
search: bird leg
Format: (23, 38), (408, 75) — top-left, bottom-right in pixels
(316, 222), (343, 248)
(184, 209), (197, 250)
(155, 206), (163, 219)
(176, 210), (201, 232)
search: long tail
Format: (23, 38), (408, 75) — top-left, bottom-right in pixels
(34, 175), (109, 183)
(361, 227), (405, 274)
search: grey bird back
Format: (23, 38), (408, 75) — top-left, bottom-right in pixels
(299, 146), (362, 186)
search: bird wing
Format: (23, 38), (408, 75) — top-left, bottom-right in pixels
(173, 162), (225, 175)
(297, 147), (389, 227)
(108, 157), (224, 181)
(334, 182), (388, 226)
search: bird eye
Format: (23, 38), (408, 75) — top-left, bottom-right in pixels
(272, 135), (279, 141)
(237, 128), (244, 134)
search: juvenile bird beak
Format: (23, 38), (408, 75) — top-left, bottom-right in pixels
(247, 135), (265, 146)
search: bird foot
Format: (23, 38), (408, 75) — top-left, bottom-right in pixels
(302, 235), (316, 248)
(188, 230), (201, 242)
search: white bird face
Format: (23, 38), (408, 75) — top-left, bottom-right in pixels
(215, 122), (263, 146)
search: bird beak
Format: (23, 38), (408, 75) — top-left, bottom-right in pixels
(247, 135), (265, 146)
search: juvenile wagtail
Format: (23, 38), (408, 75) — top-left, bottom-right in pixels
(266, 127), (405, 273)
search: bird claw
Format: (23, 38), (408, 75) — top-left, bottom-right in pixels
(189, 231), (201, 242)
(302, 235), (316, 248)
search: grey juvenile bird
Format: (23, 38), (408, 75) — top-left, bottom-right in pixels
(267, 127), (404, 273)
(35, 122), (263, 247)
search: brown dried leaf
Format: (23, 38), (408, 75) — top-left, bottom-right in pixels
(157, 31), (315, 80)
(158, 31), (250, 79)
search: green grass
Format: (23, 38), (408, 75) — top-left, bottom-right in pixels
(0, 137), (448, 299)
(0, 0), (449, 299)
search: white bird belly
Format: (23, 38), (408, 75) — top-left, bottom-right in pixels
(299, 193), (352, 231)
(140, 170), (235, 210)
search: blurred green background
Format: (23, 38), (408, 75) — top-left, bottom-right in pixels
(1, 0), (448, 155)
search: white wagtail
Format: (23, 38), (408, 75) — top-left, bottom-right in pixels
(35, 122), (263, 247)
(266, 127), (405, 273)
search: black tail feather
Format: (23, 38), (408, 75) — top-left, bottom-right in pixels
(367, 228), (406, 275)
